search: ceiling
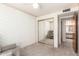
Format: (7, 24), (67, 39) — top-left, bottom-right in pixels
(5, 3), (78, 17)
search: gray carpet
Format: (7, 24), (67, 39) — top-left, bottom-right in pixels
(20, 42), (77, 56)
(39, 39), (54, 46)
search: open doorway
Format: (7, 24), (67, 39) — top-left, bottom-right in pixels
(58, 12), (78, 53)
(61, 19), (76, 48)
(38, 18), (54, 47)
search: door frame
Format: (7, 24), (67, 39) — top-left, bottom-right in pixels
(58, 11), (78, 53)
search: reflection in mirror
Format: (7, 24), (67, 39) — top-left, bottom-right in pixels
(38, 19), (54, 47)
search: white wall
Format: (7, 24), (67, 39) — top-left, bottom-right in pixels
(0, 4), (37, 48)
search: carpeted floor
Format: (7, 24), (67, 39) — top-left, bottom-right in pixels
(39, 39), (54, 46)
(20, 42), (77, 56)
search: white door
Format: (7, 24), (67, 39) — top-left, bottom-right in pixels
(38, 21), (45, 41)
(61, 20), (66, 42)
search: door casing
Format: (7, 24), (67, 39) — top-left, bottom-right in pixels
(58, 11), (78, 53)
